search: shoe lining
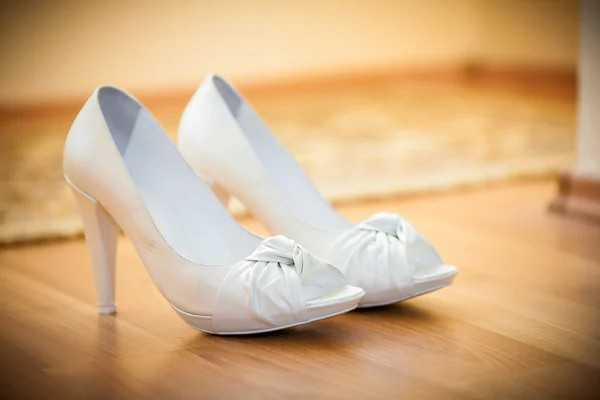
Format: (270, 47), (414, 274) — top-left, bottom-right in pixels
(213, 76), (352, 231)
(98, 87), (260, 265)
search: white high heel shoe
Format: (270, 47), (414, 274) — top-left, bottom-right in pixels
(63, 86), (364, 334)
(178, 75), (458, 308)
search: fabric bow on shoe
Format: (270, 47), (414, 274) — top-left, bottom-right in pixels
(329, 212), (442, 295)
(358, 212), (411, 243)
(212, 235), (345, 332)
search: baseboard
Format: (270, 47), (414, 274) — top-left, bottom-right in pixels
(549, 171), (600, 223)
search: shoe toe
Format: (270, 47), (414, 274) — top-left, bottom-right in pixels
(306, 285), (365, 320)
(356, 232), (457, 307)
(413, 264), (458, 281)
(408, 234), (457, 282)
(330, 213), (457, 307)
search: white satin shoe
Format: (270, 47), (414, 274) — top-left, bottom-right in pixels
(63, 86), (364, 334)
(178, 75), (458, 308)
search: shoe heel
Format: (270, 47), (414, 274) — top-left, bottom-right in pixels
(69, 182), (119, 315)
(199, 173), (230, 207)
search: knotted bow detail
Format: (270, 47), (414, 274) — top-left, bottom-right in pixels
(358, 212), (412, 243)
(329, 212), (434, 296)
(212, 235), (345, 332)
(245, 235), (319, 277)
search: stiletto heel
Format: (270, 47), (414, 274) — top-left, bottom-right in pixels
(63, 85), (363, 334)
(179, 75), (458, 307)
(69, 181), (118, 315)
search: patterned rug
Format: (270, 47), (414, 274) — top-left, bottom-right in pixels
(0, 79), (575, 243)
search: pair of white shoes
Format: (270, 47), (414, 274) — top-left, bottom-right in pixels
(64, 75), (458, 335)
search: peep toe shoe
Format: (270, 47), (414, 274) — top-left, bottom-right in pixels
(64, 86), (364, 334)
(178, 75), (458, 307)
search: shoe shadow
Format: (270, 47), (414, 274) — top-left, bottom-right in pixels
(174, 314), (368, 360)
(352, 302), (442, 326)
(181, 302), (441, 350)
(189, 318), (351, 343)
(141, 303), (446, 397)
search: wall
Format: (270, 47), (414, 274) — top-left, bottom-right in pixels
(576, 0), (600, 177)
(0, 0), (579, 107)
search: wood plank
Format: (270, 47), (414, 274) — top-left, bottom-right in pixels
(2, 180), (600, 399)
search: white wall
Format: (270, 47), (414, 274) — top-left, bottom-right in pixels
(0, 0), (578, 107)
(576, 0), (600, 177)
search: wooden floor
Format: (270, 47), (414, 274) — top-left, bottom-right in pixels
(2, 180), (600, 399)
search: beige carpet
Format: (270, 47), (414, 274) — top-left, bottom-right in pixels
(0, 80), (575, 243)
